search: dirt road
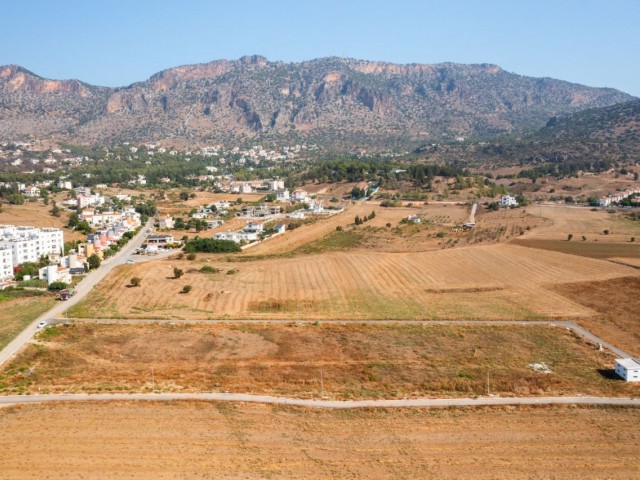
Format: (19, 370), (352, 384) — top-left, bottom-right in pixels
(1, 392), (640, 409)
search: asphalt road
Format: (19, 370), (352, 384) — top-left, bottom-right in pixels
(0, 392), (638, 409)
(0, 219), (155, 367)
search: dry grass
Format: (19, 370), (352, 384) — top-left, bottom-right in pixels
(0, 295), (55, 349)
(521, 205), (640, 242)
(2, 323), (633, 398)
(0, 402), (639, 479)
(554, 276), (640, 358)
(67, 244), (638, 320)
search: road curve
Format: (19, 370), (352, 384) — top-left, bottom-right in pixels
(0, 393), (639, 409)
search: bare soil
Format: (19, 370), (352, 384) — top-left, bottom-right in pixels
(0, 402), (638, 480)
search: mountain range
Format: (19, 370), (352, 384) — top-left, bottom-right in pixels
(0, 56), (636, 148)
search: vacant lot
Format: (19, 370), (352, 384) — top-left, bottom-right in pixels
(0, 402), (638, 479)
(68, 243), (638, 320)
(521, 205), (640, 242)
(554, 276), (640, 358)
(0, 294), (55, 350)
(2, 323), (632, 398)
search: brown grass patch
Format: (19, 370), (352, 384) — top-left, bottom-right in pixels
(1, 323), (632, 398)
(553, 276), (640, 357)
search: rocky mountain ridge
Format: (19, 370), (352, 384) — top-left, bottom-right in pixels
(0, 56), (635, 148)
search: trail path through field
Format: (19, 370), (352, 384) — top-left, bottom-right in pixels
(1, 392), (639, 409)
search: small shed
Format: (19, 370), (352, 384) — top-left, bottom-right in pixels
(614, 358), (640, 382)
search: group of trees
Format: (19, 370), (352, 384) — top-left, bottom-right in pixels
(183, 238), (242, 253)
(354, 211), (376, 225)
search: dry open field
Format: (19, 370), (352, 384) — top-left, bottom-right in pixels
(0, 200), (85, 241)
(0, 295), (54, 349)
(2, 323), (632, 398)
(0, 402), (638, 479)
(68, 241), (639, 320)
(519, 205), (640, 242)
(553, 276), (640, 358)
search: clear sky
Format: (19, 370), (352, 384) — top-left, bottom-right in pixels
(1, 0), (638, 96)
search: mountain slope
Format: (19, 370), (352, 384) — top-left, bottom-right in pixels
(0, 56), (635, 147)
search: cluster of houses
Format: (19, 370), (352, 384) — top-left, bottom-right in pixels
(214, 221), (285, 245)
(597, 188), (640, 207)
(77, 208), (141, 260)
(0, 225), (66, 284)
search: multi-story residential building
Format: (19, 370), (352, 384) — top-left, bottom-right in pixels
(0, 225), (64, 266)
(0, 246), (13, 281)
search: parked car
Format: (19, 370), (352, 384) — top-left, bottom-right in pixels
(37, 321), (48, 329)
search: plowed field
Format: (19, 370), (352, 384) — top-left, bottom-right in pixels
(1, 402), (638, 480)
(68, 243), (638, 320)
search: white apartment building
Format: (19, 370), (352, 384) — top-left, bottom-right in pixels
(0, 225), (64, 266)
(268, 180), (285, 191)
(0, 246), (13, 281)
(276, 189), (290, 202)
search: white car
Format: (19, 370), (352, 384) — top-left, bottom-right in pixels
(37, 321), (48, 329)
(126, 259), (135, 264)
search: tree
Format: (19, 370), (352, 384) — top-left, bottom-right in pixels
(173, 267), (184, 279)
(14, 262), (40, 281)
(186, 253), (196, 261)
(130, 277), (141, 287)
(179, 191), (190, 201)
(8, 193), (25, 205)
(68, 212), (80, 228)
(183, 238), (241, 253)
(88, 254), (101, 270)
(174, 217), (186, 230)
(48, 281), (69, 291)
(50, 204), (61, 217)
(567, 234), (573, 241)
(76, 220), (93, 234)
(181, 285), (192, 294)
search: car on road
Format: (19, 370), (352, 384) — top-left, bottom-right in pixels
(126, 259), (134, 264)
(36, 321), (48, 329)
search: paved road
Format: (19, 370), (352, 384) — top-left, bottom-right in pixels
(53, 318), (635, 359)
(0, 392), (638, 409)
(0, 219), (154, 367)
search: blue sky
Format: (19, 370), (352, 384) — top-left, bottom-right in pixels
(1, 0), (638, 96)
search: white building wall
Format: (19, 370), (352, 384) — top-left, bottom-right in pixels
(0, 246), (13, 281)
